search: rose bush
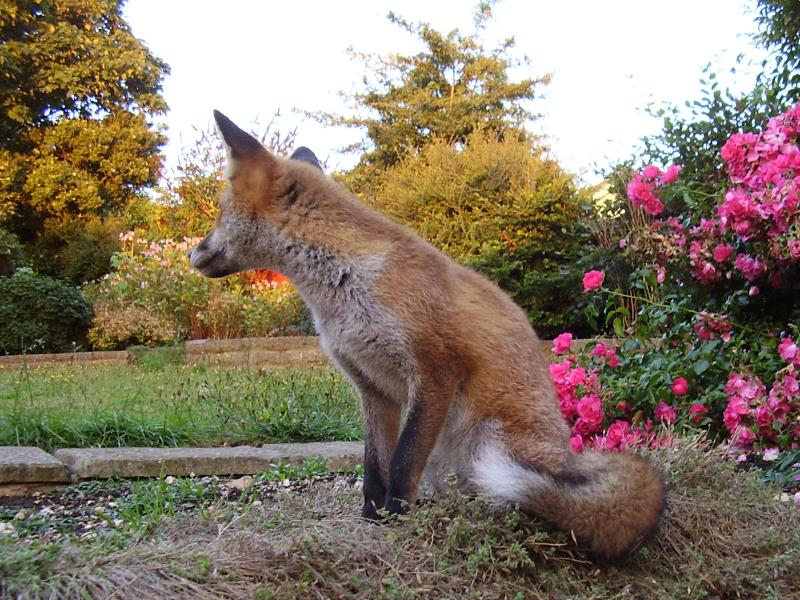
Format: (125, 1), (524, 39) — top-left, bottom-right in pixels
(559, 102), (800, 488)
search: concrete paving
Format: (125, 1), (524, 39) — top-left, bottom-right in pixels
(0, 447), (71, 483)
(54, 442), (364, 480)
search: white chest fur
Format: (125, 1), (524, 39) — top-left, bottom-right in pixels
(292, 251), (416, 405)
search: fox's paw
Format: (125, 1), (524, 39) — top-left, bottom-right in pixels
(382, 497), (410, 516)
(360, 499), (385, 521)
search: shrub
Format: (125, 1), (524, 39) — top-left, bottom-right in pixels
(84, 233), (312, 348)
(562, 103), (800, 476)
(0, 268), (93, 353)
(241, 283), (313, 337)
(87, 304), (178, 350)
(55, 217), (122, 284)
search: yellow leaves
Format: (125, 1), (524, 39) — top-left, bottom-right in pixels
(368, 132), (583, 264)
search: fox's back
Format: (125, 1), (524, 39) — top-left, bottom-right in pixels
(297, 182), (558, 419)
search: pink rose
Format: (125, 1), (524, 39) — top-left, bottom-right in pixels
(643, 164), (662, 179)
(576, 395), (603, 427)
(655, 264), (667, 284)
(654, 401), (677, 425)
(789, 239), (800, 259)
(627, 175), (665, 215)
(733, 426), (755, 447)
(582, 270), (605, 292)
(605, 420), (630, 450)
(591, 343), (607, 357)
(755, 404), (773, 428)
(659, 164), (683, 185)
(570, 434), (584, 453)
(762, 447), (779, 461)
(712, 243), (734, 263)
(688, 403), (708, 424)
(552, 332), (573, 355)
(671, 377), (689, 396)
(723, 396), (749, 432)
(778, 337), (798, 363)
(567, 367), (587, 387)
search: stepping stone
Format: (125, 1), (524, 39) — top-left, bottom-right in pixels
(54, 442), (364, 480)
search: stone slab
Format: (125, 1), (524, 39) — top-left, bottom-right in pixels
(185, 336), (331, 369)
(54, 442), (365, 480)
(0, 447), (71, 483)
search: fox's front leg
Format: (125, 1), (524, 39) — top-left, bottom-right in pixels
(332, 354), (401, 519)
(361, 393), (401, 519)
(383, 377), (455, 515)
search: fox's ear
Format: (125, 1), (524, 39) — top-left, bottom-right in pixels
(213, 110), (264, 161)
(289, 146), (323, 172)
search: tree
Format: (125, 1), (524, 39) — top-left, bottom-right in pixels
(0, 0), (168, 277)
(324, 2), (548, 179)
(319, 3), (587, 334)
(639, 0), (800, 194)
(754, 0), (800, 93)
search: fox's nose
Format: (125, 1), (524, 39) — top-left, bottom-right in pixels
(189, 238), (210, 259)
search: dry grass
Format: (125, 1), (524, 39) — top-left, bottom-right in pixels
(3, 438), (799, 599)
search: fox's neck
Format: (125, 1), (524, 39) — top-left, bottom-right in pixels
(267, 231), (385, 313)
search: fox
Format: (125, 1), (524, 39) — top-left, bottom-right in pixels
(189, 110), (666, 562)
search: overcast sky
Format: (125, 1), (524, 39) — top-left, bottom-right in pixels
(124, 0), (764, 183)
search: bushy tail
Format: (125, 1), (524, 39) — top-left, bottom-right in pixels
(472, 446), (666, 562)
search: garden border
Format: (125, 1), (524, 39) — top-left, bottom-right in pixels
(0, 335), (613, 370)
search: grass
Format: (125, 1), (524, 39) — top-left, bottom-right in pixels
(0, 358), (362, 451)
(0, 439), (798, 599)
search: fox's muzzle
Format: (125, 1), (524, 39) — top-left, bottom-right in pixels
(189, 237), (236, 278)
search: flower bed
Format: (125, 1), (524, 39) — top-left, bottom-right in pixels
(559, 103), (800, 490)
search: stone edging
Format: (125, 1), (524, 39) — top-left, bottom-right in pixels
(0, 443), (365, 497)
(0, 336), (617, 370)
(0, 350), (129, 369)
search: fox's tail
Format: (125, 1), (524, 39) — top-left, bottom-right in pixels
(472, 444), (666, 562)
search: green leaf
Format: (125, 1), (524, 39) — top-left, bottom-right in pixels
(693, 360), (710, 375)
(613, 317), (625, 338)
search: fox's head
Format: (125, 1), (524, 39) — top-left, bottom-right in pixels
(188, 110), (323, 278)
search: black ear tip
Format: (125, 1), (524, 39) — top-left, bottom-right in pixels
(290, 146), (323, 171)
(213, 109), (229, 126)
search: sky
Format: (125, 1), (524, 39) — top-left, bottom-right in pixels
(124, 0), (765, 184)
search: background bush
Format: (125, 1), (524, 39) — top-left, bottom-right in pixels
(87, 304), (178, 350)
(27, 217), (124, 285)
(84, 233), (312, 350)
(0, 268), (93, 353)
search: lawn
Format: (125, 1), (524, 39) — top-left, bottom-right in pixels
(0, 353), (362, 451)
(1, 439), (798, 599)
